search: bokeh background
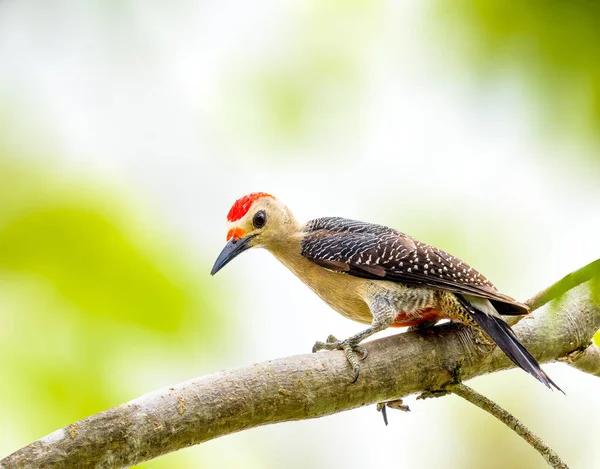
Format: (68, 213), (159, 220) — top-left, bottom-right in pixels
(1, 1), (599, 468)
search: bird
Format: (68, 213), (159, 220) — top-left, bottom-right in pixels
(210, 192), (560, 391)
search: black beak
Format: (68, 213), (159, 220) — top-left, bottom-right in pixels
(210, 235), (255, 275)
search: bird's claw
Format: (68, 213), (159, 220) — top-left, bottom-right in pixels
(351, 364), (361, 383)
(377, 399), (410, 426)
(473, 329), (495, 350)
(312, 334), (342, 353)
(341, 340), (367, 383)
(312, 335), (368, 382)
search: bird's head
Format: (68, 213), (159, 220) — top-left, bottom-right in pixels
(210, 192), (297, 275)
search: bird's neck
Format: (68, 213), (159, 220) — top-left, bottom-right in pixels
(266, 229), (303, 264)
(265, 227), (315, 280)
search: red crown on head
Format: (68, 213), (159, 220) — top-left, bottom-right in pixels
(227, 192), (274, 222)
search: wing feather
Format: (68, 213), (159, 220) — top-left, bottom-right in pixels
(301, 217), (528, 315)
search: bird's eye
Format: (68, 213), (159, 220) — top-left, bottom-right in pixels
(253, 210), (266, 228)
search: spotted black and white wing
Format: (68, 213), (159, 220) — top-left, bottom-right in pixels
(301, 217), (528, 315)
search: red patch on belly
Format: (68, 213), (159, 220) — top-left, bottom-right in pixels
(389, 308), (443, 328)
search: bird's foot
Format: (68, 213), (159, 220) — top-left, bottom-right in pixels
(376, 399), (410, 426)
(312, 334), (368, 383)
(472, 328), (495, 350)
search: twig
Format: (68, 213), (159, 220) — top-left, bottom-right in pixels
(448, 383), (568, 469)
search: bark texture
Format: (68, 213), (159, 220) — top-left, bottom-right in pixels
(1, 282), (599, 469)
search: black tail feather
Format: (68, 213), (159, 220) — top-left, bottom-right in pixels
(457, 296), (563, 392)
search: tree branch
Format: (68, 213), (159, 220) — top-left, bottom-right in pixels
(1, 281), (599, 469)
(558, 342), (600, 377)
(448, 384), (568, 469)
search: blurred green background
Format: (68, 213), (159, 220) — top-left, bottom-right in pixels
(0, 1), (599, 468)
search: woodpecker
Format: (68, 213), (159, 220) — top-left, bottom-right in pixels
(211, 192), (560, 390)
